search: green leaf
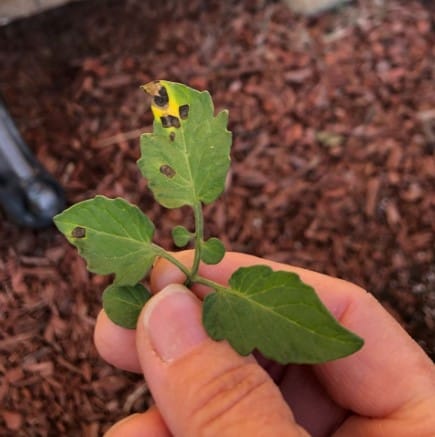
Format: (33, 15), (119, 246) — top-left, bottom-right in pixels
(200, 237), (225, 265)
(54, 196), (158, 285)
(203, 265), (364, 364)
(138, 80), (232, 208)
(172, 225), (193, 248)
(103, 283), (151, 329)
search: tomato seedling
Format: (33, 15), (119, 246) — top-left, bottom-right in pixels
(54, 81), (363, 364)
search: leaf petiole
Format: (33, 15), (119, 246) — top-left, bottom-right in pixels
(190, 201), (204, 281)
(152, 243), (226, 293)
(151, 244), (192, 279)
(191, 275), (228, 293)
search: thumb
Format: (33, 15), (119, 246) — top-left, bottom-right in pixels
(136, 284), (308, 437)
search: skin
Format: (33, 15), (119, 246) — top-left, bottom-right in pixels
(95, 251), (435, 437)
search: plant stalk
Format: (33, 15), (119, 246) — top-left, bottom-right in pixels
(192, 275), (227, 293)
(151, 244), (191, 279)
(152, 244), (227, 293)
(190, 201), (204, 281)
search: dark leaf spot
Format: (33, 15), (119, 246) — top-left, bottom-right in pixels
(154, 86), (169, 107)
(72, 226), (86, 238)
(160, 116), (170, 128)
(158, 86), (168, 97)
(160, 115), (180, 128)
(169, 132), (176, 142)
(160, 164), (176, 178)
(154, 95), (168, 107)
(169, 115), (181, 128)
(179, 104), (189, 120)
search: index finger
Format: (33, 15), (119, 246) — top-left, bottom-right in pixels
(151, 251), (435, 418)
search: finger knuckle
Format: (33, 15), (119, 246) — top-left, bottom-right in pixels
(188, 362), (271, 435)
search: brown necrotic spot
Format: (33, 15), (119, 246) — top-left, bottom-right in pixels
(154, 86), (169, 107)
(160, 164), (176, 178)
(160, 115), (180, 128)
(160, 116), (170, 128)
(169, 132), (176, 142)
(72, 226), (86, 238)
(179, 104), (189, 120)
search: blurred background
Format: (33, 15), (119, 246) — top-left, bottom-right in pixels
(0, 0), (434, 434)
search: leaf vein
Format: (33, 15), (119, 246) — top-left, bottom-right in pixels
(226, 289), (352, 344)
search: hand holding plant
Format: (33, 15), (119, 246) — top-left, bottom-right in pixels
(97, 251), (435, 436)
(54, 81), (363, 364)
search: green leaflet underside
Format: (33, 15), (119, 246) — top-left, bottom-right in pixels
(138, 80), (231, 208)
(200, 237), (225, 265)
(103, 283), (152, 329)
(53, 196), (158, 285)
(203, 265), (364, 364)
(171, 225), (193, 248)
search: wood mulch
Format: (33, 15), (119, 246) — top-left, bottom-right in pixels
(0, 0), (434, 435)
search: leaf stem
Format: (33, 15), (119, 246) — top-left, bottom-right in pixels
(151, 244), (227, 293)
(190, 201), (204, 281)
(151, 245), (191, 279)
(191, 275), (228, 293)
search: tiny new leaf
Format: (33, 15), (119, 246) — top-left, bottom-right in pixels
(200, 237), (225, 265)
(103, 283), (152, 329)
(54, 196), (158, 285)
(172, 225), (193, 248)
(138, 80), (231, 208)
(203, 265), (364, 364)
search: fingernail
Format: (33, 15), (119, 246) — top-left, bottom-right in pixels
(143, 284), (208, 362)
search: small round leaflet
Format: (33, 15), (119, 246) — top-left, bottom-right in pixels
(103, 283), (151, 329)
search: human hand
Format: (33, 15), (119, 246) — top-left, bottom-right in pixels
(95, 251), (435, 436)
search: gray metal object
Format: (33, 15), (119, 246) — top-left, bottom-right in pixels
(0, 97), (65, 228)
(0, 0), (82, 26)
(282, 0), (351, 15)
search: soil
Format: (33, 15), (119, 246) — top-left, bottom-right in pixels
(0, 0), (434, 435)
